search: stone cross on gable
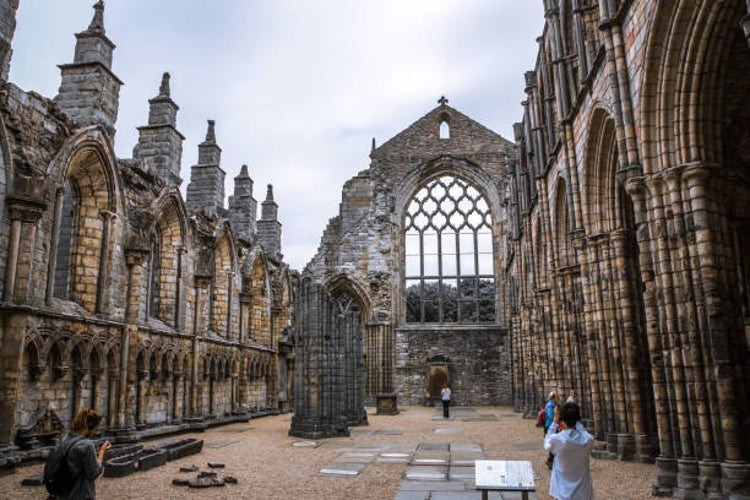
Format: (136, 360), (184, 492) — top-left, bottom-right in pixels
(438, 95), (449, 106)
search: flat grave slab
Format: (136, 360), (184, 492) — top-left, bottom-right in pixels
(203, 440), (238, 449)
(319, 462), (366, 477)
(373, 429), (404, 435)
(405, 465), (448, 481)
(333, 452), (376, 463)
(450, 452), (485, 467)
(434, 427), (462, 434)
(399, 480), (467, 491)
(450, 443), (483, 452)
(412, 451), (450, 465)
(448, 466), (476, 480)
(377, 452), (412, 463)
(291, 440), (321, 448)
(418, 443), (449, 451)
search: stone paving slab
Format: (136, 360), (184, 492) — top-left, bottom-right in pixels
(383, 442), (419, 452)
(319, 462), (365, 477)
(432, 415), (455, 421)
(449, 466), (476, 480)
(372, 429), (404, 435)
(291, 440), (321, 448)
(333, 452), (376, 463)
(417, 443), (449, 451)
(376, 452), (412, 463)
(435, 427), (462, 434)
(405, 466), (448, 481)
(431, 491), (503, 500)
(450, 443), (483, 452)
(203, 439), (238, 449)
(394, 491), (430, 500)
(450, 452), (485, 467)
(399, 480), (468, 491)
(412, 451), (450, 465)
(461, 414), (499, 422)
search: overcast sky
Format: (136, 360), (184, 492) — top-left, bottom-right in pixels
(9, 1), (544, 271)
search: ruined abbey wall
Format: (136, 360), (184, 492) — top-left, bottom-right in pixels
(0, 2), (295, 463)
(306, 103), (516, 406)
(505, 0), (750, 497)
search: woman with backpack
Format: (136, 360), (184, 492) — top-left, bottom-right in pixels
(46, 408), (111, 499)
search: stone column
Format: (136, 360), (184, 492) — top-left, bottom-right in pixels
(120, 249), (148, 428)
(45, 188), (65, 304)
(682, 164), (744, 464)
(625, 177), (676, 493)
(96, 210), (116, 315)
(4, 197), (45, 303)
(190, 276), (210, 417)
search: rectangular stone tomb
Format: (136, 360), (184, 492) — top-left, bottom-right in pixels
(104, 448), (167, 478)
(405, 465), (448, 481)
(155, 438), (204, 461)
(319, 462), (366, 477)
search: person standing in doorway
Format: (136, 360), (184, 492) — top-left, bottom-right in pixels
(441, 384), (452, 418)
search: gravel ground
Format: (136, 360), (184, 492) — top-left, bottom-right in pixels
(0, 406), (656, 499)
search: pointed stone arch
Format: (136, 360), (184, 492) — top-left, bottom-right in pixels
(147, 189), (189, 327)
(46, 127), (122, 313)
(211, 226), (237, 338)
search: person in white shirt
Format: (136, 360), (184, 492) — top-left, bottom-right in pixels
(440, 385), (452, 418)
(544, 401), (595, 500)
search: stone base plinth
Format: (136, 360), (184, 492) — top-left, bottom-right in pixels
(376, 393), (399, 415)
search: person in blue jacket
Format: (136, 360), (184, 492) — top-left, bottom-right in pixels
(544, 391), (558, 469)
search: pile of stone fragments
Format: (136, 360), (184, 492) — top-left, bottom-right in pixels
(172, 462), (238, 488)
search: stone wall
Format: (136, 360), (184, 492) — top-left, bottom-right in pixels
(394, 327), (510, 406)
(0, 3), (296, 461)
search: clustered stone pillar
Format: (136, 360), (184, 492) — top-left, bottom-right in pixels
(289, 278), (368, 438)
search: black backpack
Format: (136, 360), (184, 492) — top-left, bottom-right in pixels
(43, 436), (81, 496)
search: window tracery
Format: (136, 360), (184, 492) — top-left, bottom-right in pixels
(404, 175), (496, 323)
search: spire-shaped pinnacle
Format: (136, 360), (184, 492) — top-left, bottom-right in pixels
(371, 137), (376, 152)
(88, 1), (105, 33)
(265, 184), (274, 201)
(239, 164), (249, 177)
(205, 120), (216, 142)
(158, 72), (171, 97)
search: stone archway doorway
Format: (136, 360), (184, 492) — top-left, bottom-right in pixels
(425, 356), (451, 407)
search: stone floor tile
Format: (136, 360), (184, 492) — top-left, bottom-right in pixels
(449, 466), (476, 480)
(318, 462), (365, 477)
(399, 480), (467, 492)
(435, 427), (462, 434)
(393, 491), (430, 500)
(405, 465), (448, 480)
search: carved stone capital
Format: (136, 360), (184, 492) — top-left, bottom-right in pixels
(7, 196), (46, 223)
(125, 248), (150, 267)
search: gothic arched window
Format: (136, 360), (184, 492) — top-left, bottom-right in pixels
(404, 175), (496, 323)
